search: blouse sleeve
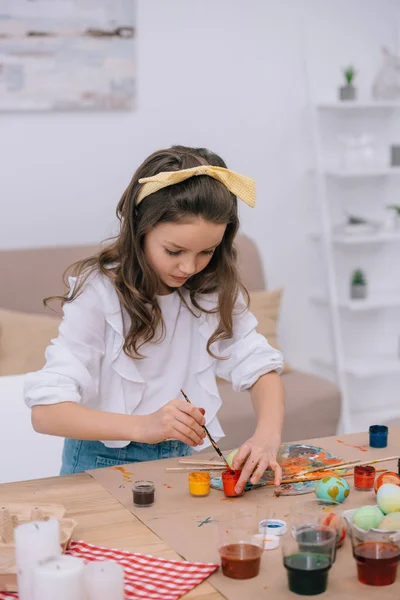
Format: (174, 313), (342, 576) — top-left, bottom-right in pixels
(215, 293), (283, 392)
(24, 276), (106, 408)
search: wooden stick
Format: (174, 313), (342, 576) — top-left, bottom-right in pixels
(298, 455), (399, 477)
(166, 466), (226, 472)
(178, 459), (225, 466)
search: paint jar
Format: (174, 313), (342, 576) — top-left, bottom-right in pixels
(222, 470), (244, 497)
(188, 472), (210, 497)
(252, 532), (280, 550)
(132, 481), (155, 507)
(259, 518), (287, 536)
(369, 425), (388, 448)
(354, 465), (376, 491)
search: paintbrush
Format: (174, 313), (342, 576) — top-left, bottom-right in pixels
(264, 468), (387, 487)
(297, 455), (399, 477)
(180, 389), (233, 472)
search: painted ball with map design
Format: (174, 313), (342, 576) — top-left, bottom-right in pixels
(315, 476), (350, 503)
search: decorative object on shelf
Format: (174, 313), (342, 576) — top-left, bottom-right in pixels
(372, 47), (400, 100)
(386, 205), (400, 229)
(390, 145), (400, 167)
(336, 213), (380, 236)
(337, 134), (376, 171)
(350, 269), (368, 300)
(339, 65), (357, 101)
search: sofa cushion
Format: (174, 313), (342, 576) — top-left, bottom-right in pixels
(0, 308), (61, 376)
(249, 289), (291, 373)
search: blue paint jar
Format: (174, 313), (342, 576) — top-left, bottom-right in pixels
(259, 518), (287, 536)
(369, 425), (388, 448)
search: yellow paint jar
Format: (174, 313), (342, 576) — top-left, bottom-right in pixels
(189, 472), (211, 497)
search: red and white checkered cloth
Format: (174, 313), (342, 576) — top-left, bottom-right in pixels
(0, 540), (219, 600)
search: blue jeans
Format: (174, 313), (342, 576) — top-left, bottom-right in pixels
(60, 438), (193, 475)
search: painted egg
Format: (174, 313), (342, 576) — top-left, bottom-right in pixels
(377, 483), (400, 515)
(379, 513), (400, 531)
(374, 471), (400, 494)
(353, 505), (384, 531)
(320, 511), (347, 546)
(315, 476), (350, 503)
(226, 448), (240, 469)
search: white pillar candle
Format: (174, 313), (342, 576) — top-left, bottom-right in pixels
(33, 555), (85, 600)
(84, 560), (124, 600)
(14, 519), (61, 600)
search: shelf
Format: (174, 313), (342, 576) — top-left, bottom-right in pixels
(313, 356), (400, 378)
(324, 167), (400, 178)
(310, 230), (400, 245)
(317, 101), (400, 110)
(311, 294), (400, 312)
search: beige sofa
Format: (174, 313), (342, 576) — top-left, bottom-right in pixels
(0, 234), (341, 448)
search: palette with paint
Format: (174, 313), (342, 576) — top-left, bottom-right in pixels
(211, 443), (343, 496)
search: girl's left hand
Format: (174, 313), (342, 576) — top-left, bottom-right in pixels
(231, 435), (282, 493)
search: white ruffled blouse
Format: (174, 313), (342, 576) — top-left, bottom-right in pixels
(24, 273), (283, 450)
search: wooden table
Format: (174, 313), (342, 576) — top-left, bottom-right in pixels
(1, 473), (222, 599)
(3, 429), (400, 599)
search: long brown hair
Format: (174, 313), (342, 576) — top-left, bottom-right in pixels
(47, 146), (249, 358)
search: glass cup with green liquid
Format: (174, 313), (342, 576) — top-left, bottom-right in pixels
(282, 525), (336, 595)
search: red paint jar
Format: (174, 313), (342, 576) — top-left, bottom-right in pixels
(222, 470), (244, 497)
(354, 465), (376, 491)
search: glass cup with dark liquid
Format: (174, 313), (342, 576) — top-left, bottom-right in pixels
(282, 525), (336, 595)
(348, 521), (400, 586)
(291, 499), (346, 551)
(217, 511), (263, 580)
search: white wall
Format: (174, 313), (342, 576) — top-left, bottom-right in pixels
(1, 0), (399, 373)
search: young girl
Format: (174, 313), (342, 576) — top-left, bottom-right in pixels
(24, 145), (284, 494)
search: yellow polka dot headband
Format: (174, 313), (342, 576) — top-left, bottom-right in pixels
(136, 165), (256, 208)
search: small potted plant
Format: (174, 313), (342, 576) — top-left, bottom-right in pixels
(387, 205), (400, 229)
(339, 65), (357, 101)
(350, 269), (367, 300)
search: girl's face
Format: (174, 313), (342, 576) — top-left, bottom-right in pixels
(144, 217), (226, 293)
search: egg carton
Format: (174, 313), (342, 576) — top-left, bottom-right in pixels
(0, 503), (77, 592)
(343, 506), (400, 543)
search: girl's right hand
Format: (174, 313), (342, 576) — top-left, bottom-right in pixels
(141, 400), (207, 446)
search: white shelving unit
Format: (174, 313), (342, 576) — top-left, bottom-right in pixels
(311, 293), (400, 312)
(307, 101), (400, 433)
(310, 231), (400, 245)
(324, 167), (400, 178)
(318, 101), (400, 110)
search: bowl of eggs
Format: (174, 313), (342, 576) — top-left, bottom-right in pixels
(344, 482), (400, 541)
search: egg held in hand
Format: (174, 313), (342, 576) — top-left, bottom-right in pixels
(225, 449), (240, 469)
(377, 483), (400, 514)
(315, 476), (350, 503)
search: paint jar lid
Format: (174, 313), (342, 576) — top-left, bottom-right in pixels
(258, 518), (287, 536)
(252, 533), (280, 550)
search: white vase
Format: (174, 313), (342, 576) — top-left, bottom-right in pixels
(351, 284), (367, 300)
